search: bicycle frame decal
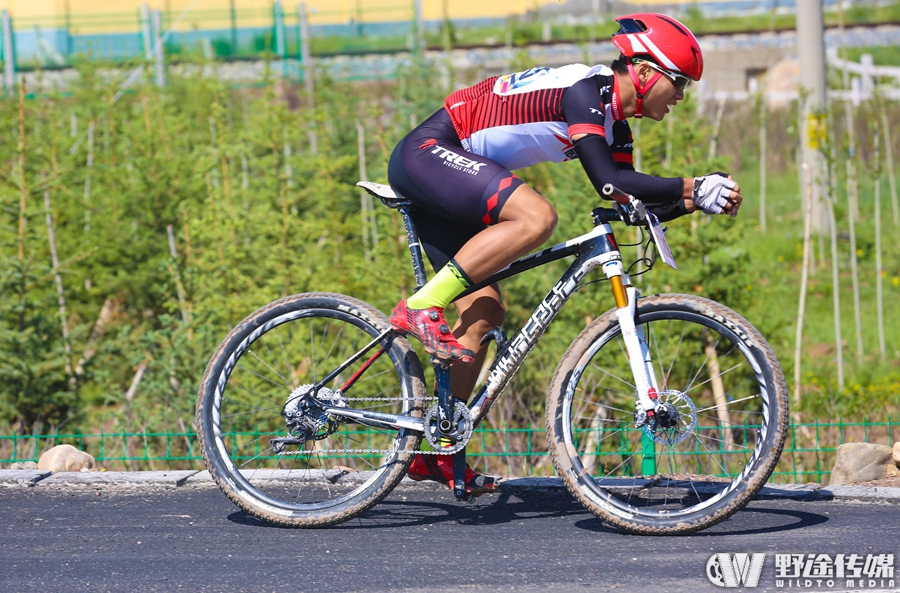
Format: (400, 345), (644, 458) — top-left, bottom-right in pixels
(468, 230), (621, 424)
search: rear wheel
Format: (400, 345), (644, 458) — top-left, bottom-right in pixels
(196, 293), (426, 527)
(547, 294), (788, 534)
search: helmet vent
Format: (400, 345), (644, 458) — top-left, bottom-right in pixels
(659, 16), (689, 37)
(616, 18), (647, 34)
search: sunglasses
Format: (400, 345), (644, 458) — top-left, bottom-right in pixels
(635, 59), (691, 90)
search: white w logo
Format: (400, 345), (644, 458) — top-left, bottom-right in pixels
(707, 553), (766, 588)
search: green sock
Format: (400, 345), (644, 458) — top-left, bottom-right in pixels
(407, 259), (473, 310)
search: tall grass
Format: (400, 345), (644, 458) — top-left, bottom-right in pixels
(0, 57), (897, 452)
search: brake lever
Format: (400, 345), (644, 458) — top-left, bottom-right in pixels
(613, 198), (649, 226)
(602, 183), (649, 226)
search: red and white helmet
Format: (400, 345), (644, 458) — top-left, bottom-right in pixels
(612, 13), (704, 81)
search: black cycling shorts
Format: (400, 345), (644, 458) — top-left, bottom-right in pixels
(388, 108), (524, 271)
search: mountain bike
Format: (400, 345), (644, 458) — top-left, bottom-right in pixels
(195, 180), (789, 535)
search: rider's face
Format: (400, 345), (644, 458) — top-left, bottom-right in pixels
(637, 63), (685, 122)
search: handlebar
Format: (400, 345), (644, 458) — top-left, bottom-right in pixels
(594, 183), (650, 227)
(594, 183), (679, 270)
(601, 183), (631, 206)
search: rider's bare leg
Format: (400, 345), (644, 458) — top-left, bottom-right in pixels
(448, 284), (505, 402)
(452, 184), (558, 282)
(407, 186), (552, 492)
(446, 183), (556, 397)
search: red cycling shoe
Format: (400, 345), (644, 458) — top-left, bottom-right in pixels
(389, 299), (475, 363)
(407, 454), (498, 497)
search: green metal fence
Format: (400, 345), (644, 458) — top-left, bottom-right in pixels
(2, 419), (898, 483)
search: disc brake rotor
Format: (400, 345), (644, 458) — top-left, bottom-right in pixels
(642, 389), (697, 445)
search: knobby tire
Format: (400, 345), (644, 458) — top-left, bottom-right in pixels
(196, 293), (426, 527)
(546, 294), (789, 534)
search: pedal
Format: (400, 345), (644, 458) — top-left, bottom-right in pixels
(452, 448), (467, 501)
(479, 327), (508, 350)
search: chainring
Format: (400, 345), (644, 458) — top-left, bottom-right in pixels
(423, 401), (473, 454)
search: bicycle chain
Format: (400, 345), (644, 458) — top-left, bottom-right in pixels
(278, 448), (451, 455)
(341, 396), (433, 402)
(276, 396), (462, 456)
(275, 392), (476, 455)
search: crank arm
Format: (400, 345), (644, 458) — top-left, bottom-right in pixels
(321, 406), (425, 433)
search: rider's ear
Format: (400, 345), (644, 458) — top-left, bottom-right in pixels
(637, 62), (652, 84)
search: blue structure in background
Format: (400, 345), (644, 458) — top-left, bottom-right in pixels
(0, 0), (858, 65)
(6, 18), (507, 64)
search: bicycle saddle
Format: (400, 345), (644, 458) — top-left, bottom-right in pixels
(357, 181), (410, 209)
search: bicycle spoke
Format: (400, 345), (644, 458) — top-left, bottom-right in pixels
(550, 296), (786, 532)
(200, 295), (424, 525)
(684, 361), (745, 395)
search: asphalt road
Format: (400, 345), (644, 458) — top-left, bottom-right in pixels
(2, 482), (898, 593)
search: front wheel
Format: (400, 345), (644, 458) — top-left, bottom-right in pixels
(547, 294), (789, 535)
(196, 293), (427, 527)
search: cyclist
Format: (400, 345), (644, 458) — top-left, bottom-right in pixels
(387, 13), (743, 495)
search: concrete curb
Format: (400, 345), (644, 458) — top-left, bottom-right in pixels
(0, 470), (52, 487)
(2, 470), (899, 503)
(38, 470), (199, 488)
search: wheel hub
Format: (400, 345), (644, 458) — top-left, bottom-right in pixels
(638, 390), (697, 445)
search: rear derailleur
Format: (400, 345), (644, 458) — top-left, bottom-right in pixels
(270, 385), (349, 453)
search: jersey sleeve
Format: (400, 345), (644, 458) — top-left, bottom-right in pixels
(609, 120), (634, 168)
(572, 134), (684, 205)
(560, 78), (608, 139)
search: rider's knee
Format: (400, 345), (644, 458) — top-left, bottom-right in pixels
(480, 299), (506, 329)
(528, 202), (558, 246)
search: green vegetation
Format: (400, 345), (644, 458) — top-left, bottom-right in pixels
(844, 45), (900, 67)
(305, 1), (900, 57)
(125, 1), (900, 62)
(0, 56), (898, 470)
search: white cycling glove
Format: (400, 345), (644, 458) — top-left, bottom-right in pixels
(692, 174), (736, 215)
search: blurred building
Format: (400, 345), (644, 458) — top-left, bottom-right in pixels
(0, 0), (838, 63)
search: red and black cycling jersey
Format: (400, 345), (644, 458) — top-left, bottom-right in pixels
(386, 64), (688, 272)
(443, 64), (683, 204)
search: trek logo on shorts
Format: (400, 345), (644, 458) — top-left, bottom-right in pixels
(428, 144), (486, 175)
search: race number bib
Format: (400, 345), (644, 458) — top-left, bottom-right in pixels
(494, 67), (552, 95)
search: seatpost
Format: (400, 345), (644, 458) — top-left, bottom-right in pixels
(399, 206), (470, 501)
(398, 205), (428, 291)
